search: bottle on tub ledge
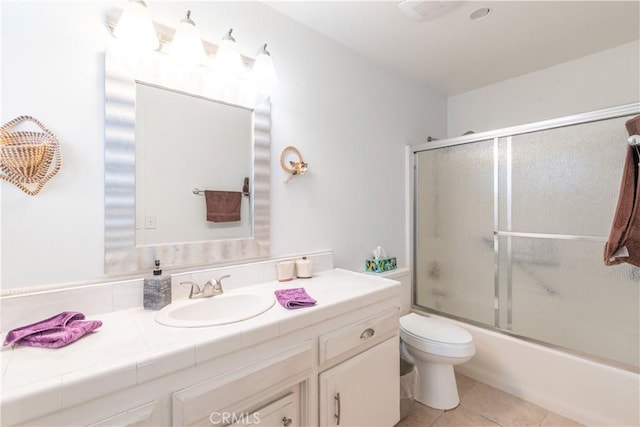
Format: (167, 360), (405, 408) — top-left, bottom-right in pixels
(143, 260), (172, 310)
(295, 256), (314, 278)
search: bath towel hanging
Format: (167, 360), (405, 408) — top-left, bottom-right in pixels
(604, 114), (640, 267)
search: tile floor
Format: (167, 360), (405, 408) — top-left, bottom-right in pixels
(395, 373), (584, 427)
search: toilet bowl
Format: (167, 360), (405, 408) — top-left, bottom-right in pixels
(399, 313), (475, 410)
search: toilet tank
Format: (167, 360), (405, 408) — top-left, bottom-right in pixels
(373, 267), (411, 315)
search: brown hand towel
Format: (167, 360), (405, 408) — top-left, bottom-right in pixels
(204, 190), (242, 222)
(604, 114), (640, 267)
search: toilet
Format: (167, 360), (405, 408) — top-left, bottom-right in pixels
(399, 313), (475, 410)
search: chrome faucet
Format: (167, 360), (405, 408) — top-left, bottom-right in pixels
(180, 275), (230, 299)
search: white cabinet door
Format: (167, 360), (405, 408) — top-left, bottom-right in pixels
(319, 337), (399, 427)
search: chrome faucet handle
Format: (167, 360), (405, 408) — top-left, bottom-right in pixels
(180, 281), (202, 299)
(201, 275), (230, 297)
(202, 279), (223, 297)
(214, 275), (231, 293)
(216, 274), (231, 284)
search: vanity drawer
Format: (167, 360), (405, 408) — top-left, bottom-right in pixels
(319, 308), (398, 365)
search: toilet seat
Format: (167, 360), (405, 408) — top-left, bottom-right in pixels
(400, 313), (474, 358)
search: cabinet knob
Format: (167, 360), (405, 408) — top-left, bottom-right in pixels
(334, 392), (341, 425)
(360, 328), (375, 339)
(282, 416), (292, 426)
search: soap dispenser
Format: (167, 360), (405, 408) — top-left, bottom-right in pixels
(295, 256), (314, 278)
(143, 260), (172, 310)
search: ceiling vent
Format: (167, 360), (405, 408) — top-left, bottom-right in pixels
(398, 0), (460, 22)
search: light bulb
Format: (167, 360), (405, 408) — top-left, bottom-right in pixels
(168, 10), (206, 67)
(214, 29), (244, 78)
(113, 0), (158, 52)
(252, 44), (279, 94)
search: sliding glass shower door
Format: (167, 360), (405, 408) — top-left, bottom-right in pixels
(414, 110), (640, 370)
(414, 139), (495, 325)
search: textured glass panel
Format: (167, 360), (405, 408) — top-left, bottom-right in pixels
(510, 116), (630, 236)
(414, 141), (495, 325)
(500, 236), (640, 368)
(496, 137), (511, 232)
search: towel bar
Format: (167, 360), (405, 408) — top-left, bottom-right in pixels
(192, 187), (251, 197)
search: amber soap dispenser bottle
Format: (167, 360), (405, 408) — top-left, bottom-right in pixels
(143, 260), (172, 310)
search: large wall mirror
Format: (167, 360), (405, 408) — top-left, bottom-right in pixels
(104, 47), (271, 276)
(135, 82), (253, 245)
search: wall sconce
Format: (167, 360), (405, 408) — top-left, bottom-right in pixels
(112, 0), (158, 52)
(168, 10), (206, 67)
(280, 146), (308, 183)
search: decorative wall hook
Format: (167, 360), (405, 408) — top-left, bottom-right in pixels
(280, 146), (308, 183)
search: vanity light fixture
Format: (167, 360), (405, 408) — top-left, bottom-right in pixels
(106, 5), (280, 100)
(112, 0), (158, 52)
(251, 44), (279, 94)
(168, 10), (207, 67)
(214, 29), (245, 77)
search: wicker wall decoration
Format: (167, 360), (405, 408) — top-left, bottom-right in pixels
(0, 116), (62, 195)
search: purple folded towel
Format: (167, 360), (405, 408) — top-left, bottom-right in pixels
(3, 311), (102, 349)
(274, 287), (317, 309)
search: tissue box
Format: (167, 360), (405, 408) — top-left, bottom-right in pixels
(365, 257), (397, 273)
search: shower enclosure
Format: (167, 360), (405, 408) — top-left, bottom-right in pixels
(412, 103), (640, 372)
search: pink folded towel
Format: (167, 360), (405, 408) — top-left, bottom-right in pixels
(3, 311), (102, 349)
(274, 287), (317, 309)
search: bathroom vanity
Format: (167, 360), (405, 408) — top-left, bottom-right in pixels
(1, 268), (400, 426)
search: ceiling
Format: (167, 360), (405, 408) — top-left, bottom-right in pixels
(264, 1), (640, 95)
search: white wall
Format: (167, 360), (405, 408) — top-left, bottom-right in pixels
(0, 1), (446, 289)
(0, 0), (3, 289)
(447, 40), (640, 137)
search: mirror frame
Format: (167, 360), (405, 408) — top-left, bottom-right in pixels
(104, 52), (271, 276)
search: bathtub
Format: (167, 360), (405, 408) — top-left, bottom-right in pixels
(433, 314), (640, 427)
(375, 267), (638, 425)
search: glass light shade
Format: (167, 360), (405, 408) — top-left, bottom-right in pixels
(214, 30), (245, 77)
(252, 46), (279, 94)
(168, 12), (206, 67)
(113, 0), (158, 51)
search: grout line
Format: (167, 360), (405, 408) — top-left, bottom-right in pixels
(428, 410), (445, 427)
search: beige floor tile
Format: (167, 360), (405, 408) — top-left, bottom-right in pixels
(432, 405), (501, 427)
(455, 372), (476, 399)
(395, 401), (443, 427)
(461, 383), (548, 427)
(541, 411), (585, 426)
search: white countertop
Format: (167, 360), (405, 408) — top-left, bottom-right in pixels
(1, 268), (399, 417)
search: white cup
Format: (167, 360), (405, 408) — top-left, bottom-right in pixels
(276, 261), (296, 282)
(295, 257), (314, 278)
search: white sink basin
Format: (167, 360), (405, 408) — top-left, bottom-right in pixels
(155, 292), (275, 327)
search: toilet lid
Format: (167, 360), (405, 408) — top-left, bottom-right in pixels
(400, 313), (472, 345)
